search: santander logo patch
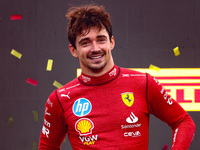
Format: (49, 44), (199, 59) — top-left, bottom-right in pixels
(126, 112), (138, 123)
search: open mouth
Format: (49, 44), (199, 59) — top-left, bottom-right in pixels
(90, 55), (103, 60)
(87, 50), (105, 63)
(88, 52), (105, 60)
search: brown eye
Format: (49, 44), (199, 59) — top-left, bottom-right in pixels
(81, 41), (88, 45)
(98, 38), (106, 43)
(80, 40), (89, 47)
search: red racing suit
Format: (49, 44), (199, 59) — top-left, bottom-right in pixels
(39, 65), (195, 150)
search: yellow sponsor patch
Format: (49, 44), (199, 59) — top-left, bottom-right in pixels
(121, 92), (134, 107)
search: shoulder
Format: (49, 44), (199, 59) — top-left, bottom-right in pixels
(46, 78), (81, 110)
(116, 67), (148, 87)
(57, 78), (80, 93)
(119, 67), (147, 78)
(55, 78), (81, 101)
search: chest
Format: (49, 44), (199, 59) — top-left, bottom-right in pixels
(62, 79), (149, 135)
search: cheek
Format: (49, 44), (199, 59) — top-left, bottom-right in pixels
(79, 50), (88, 59)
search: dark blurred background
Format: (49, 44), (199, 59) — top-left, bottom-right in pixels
(0, 0), (199, 149)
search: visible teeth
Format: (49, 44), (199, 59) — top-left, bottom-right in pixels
(91, 56), (102, 59)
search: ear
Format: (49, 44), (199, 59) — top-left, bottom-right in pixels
(110, 36), (115, 50)
(69, 44), (78, 58)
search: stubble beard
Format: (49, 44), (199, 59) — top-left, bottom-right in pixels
(88, 61), (107, 73)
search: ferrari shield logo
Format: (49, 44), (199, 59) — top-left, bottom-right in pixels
(121, 92), (134, 107)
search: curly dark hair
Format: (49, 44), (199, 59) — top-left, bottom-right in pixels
(66, 4), (113, 48)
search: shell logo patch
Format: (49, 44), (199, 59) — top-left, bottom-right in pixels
(121, 92), (134, 107)
(75, 118), (94, 136)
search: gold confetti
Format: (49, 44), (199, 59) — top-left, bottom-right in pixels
(11, 49), (22, 59)
(7, 116), (14, 126)
(32, 110), (39, 122)
(149, 64), (160, 72)
(173, 46), (180, 56)
(53, 80), (63, 89)
(46, 59), (53, 71)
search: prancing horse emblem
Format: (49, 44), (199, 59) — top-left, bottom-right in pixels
(121, 92), (134, 107)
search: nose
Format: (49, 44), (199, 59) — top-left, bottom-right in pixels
(91, 41), (100, 52)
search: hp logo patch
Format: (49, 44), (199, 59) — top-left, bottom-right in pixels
(73, 98), (92, 117)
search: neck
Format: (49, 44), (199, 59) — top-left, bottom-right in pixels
(78, 64), (120, 85)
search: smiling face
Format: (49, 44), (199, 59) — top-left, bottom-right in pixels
(69, 26), (115, 76)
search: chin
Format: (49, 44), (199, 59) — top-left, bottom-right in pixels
(89, 62), (107, 72)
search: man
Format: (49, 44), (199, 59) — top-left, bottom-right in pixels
(39, 4), (195, 150)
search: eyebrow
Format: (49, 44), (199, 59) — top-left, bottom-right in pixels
(78, 35), (108, 45)
(78, 38), (90, 45)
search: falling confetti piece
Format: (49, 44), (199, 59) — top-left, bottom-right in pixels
(173, 46), (180, 56)
(11, 49), (22, 59)
(32, 141), (37, 150)
(26, 78), (38, 86)
(7, 116), (14, 126)
(46, 59), (53, 71)
(149, 64), (160, 72)
(162, 144), (169, 150)
(11, 15), (22, 20)
(53, 80), (63, 89)
(32, 110), (39, 122)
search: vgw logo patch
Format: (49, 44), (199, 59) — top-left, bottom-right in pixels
(73, 98), (92, 117)
(121, 92), (134, 107)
